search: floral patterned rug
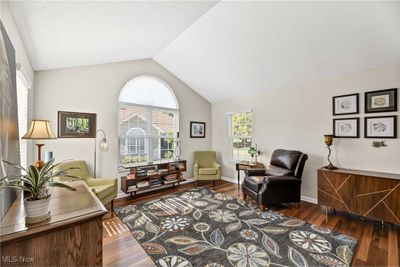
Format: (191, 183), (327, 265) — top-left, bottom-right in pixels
(114, 188), (358, 267)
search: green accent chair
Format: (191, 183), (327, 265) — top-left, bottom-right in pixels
(54, 160), (117, 211)
(194, 151), (221, 186)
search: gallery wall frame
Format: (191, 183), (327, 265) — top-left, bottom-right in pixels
(365, 88), (397, 113)
(332, 93), (359, 116)
(364, 115), (397, 139)
(333, 117), (360, 138)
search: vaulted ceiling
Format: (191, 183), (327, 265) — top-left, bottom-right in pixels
(8, 0), (218, 70)
(154, 1), (400, 102)
(9, 1), (400, 103)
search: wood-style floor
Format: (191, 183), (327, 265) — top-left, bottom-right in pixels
(102, 181), (400, 267)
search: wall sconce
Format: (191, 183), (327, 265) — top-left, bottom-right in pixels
(94, 129), (109, 177)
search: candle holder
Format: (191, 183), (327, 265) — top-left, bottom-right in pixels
(324, 134), (337, 169)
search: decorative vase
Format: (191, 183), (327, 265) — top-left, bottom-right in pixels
(24, 197), (51, 223)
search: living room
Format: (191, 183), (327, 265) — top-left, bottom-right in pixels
(0, 1), (399, 267)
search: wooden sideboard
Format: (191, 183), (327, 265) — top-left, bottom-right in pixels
(0, 181), (107, 266)
(317, 167), (400, 224)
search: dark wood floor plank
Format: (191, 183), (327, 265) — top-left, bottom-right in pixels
(103, 180), (400, 267)
(388, 225), (399, 267)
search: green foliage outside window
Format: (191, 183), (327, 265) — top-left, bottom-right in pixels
(231, 112), (253, 160)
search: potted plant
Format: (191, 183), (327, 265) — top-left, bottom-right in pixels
(0, 158), (81, 223)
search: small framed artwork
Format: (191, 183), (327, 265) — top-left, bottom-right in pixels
(332, 93), (359, 115)
(190, 121), (206, 138)
(365, 88), (397, 113)
(58, 111), (97, 138)
(333, 118), (359, 138)
(365, 116), (397, 139)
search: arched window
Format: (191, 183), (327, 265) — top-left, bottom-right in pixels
(118, 76), (179, 165)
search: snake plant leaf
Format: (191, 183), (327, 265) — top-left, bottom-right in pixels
(2, 160), (29, 173)
(51, 167), (81, 179)
(39, 158), (56, 176)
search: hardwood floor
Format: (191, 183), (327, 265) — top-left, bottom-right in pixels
(102, 181), (400, 267)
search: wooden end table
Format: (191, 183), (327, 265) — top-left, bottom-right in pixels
(235, 161), (265, 188)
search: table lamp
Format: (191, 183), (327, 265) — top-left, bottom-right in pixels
(324, 134), (337, 169)
(22, 120), (57, 169)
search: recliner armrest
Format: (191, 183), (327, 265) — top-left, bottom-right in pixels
(263, 176), (301, 185)
(245, 168), (266, 176)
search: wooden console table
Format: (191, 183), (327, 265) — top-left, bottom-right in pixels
(317, 167), (400, 224)
(236, 161), (264, 188)
(121, 160), (186, 197)
(0, 181), (107, 266)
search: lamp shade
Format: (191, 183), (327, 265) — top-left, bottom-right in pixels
(99, 138), (110, 151)
(22, 120), (56, 139)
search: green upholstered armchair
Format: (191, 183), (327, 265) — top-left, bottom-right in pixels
(53, 160), (117, 210)
(194, 151), (221, 186)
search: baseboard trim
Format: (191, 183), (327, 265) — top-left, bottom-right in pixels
(221, 176), (318, 204)
(300, 195), (318, 204)
(116, 178), (195, 199)
(221, 176), (238, 184)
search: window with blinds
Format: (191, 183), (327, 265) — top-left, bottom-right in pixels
(228, 110), (253, 161)
(16, 76), (28, 169)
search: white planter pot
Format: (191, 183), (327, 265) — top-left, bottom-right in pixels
(24, 197), (51, 220)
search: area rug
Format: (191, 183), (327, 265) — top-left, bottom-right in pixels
(114, 188), (358, 267)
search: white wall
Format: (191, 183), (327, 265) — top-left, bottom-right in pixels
(1, 0), (34, 83)
(212, 63), (400, 201)
(33, 59), (211, 194)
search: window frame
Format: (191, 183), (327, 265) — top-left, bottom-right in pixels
(228, 109), (254, 162)
(117, 76), (179, 171)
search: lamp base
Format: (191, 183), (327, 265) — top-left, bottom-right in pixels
(35, 160), (45, 169)
(325, 163), (338, 170)
(35, 143), (45, 169)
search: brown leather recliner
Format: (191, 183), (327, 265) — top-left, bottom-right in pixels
(242, 149), (308, 211)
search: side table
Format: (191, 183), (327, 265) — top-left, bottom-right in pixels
(235, 161), (264, 188)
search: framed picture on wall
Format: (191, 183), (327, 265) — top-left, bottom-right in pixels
(58, 111), (97, 138)
(190, 121), (206, 138)
(365, 88), (397, 113)
(333, 118), (359, 138)
(365, 116), (397, 138)
(332, 93), (359, 115)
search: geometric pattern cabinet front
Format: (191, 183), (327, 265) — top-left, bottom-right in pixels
(317, 167), (400, 224)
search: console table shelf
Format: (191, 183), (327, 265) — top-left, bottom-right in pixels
(317, 167), (400, 224)
(121, 160), (187, 197)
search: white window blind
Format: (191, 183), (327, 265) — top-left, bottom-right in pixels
(16, 76), (28, 169)
(228, 110), (253, 161)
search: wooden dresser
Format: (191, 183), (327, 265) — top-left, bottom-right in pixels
(0, 181), (107, 266)
(317, 167), (400, 224)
